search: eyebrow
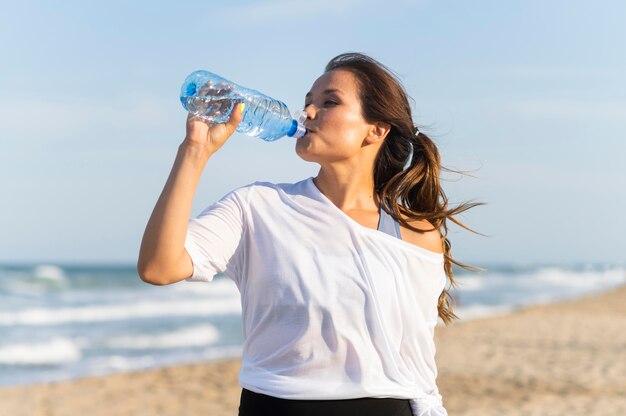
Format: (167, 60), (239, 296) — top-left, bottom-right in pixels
(305, 88), (342, 99)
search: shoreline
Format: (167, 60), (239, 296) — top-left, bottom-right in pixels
(1, 284), (625, 415)
(3, 283), (621, 390)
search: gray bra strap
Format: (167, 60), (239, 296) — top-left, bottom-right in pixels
(377, 205), (402, 240)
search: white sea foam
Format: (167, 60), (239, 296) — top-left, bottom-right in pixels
(200, 345), (243, 360)
(3, 265), (69, 295)
(85, 345), (244, 376)
(453, 304), (517, 321)
(457, 266), (624, 292)
(172, 276), (239, 296)
(101, 355), (157, 371)
(450, 266), (625, 321)
(103, 324), (220, 349)
(453, 276), (486, 291)
(0, 338), (81, 365)
(33, 265), (67, 282)
(0, 297), (242, 326)
(533, 266), (625, 289)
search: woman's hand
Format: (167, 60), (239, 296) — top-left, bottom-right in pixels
(183, 102), (245, 157)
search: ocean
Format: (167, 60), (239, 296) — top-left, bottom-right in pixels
(0, 262), (623, 388)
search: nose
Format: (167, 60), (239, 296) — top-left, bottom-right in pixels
(303, 103), (317, 120)
(303, 105), (318, 130)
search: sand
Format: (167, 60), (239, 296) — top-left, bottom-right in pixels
(1, 285), (624, 416)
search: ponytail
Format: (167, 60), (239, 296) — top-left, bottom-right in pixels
(325, 52), (486, 324)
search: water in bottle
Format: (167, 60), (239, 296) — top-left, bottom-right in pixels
(180, 70), (307, 142)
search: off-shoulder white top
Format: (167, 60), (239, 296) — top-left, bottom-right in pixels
(184, 177), (448, 416)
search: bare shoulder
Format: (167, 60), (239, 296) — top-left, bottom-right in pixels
(398, 217), (444, 254)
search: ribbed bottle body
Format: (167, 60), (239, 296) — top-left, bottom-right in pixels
(180, 71), (304, 141)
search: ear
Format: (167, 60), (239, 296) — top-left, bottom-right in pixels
(365, 121), (391, 144)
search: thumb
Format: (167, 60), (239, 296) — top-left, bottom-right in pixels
(223, 102), (245, 137)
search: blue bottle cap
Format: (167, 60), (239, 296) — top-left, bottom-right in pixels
(289, 110), (308, 138)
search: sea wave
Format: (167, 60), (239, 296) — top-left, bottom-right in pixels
(0, 338), (81, 366)
(1, 262), (623, 388)
(33, 265), (67, 282)
(454, 304), (516, 320)
(0, 298), (242, 326)
(102, 324), (220, 349)
(450, 265), (625, 320)
(456, 265), (625, 290)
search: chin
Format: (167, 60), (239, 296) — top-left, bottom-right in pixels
(295, 143), (320, 163)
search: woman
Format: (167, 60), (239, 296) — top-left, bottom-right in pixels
(138, 52), (482, 416)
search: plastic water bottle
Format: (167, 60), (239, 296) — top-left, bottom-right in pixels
(180, 70), (307, 142)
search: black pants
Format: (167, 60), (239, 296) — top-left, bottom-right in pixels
(238, 388), (413, 416)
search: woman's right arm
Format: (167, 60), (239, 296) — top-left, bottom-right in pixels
(137, 103), (245, 285)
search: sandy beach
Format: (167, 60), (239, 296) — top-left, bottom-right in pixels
(1, 285), (624, 416)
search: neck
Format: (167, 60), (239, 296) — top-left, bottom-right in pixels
(313, 168), (379, 212)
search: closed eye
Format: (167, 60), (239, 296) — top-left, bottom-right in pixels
(303, 100), (338, 110)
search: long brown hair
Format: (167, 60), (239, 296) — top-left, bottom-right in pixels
(325, 52), (486, 324)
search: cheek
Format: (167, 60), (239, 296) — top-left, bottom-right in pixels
(327, 112), (368, 143)
(296, 112), (368, 158)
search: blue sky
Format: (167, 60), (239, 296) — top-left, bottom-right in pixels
(1, 0), (624, 265)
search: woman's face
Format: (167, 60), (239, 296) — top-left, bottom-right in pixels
(296, 69), (377, 164)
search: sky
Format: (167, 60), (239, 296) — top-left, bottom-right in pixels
(1, 0), (624, 266)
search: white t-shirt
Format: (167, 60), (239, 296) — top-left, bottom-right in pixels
(184, 177), (448, 416)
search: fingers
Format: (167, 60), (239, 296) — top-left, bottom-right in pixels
(222, 103), (245, 138)
(187, 112), (212, 127)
